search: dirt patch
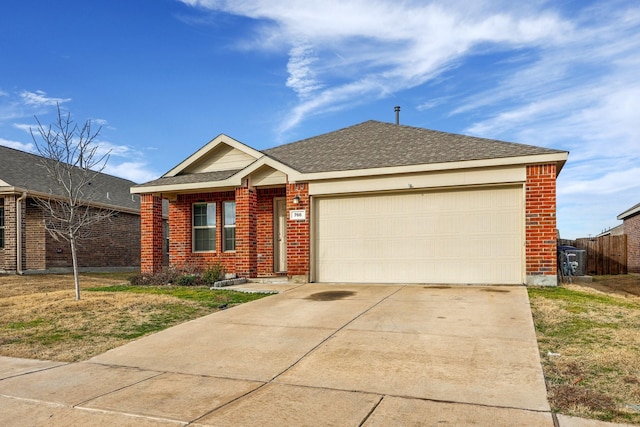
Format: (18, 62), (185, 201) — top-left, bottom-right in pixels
(572, 275), (640, 300)
(306, 291), (356, 301)
(424, 285), (451, 289)
(481, 288), (511, 293)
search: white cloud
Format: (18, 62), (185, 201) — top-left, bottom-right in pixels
(12, 123), (35, 134)
(286, 43), (322, 98)
(179, 0), (571, 133)
(20, 90), (71, 107)
(104, 161), (160, 184)
(0, 137), (36, 153)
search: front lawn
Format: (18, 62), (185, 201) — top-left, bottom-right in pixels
(0, 273), (271, 362)
(529, 275), (640, 425)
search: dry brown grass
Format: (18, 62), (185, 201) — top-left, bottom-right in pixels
(529, 275), (640, 425)
(0, 273), (249, 362)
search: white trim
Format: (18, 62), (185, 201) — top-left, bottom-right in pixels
(618, 204), (640, 220)
(293, 152), (567, 182)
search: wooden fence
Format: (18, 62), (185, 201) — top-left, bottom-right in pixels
(574, 235), (627, 275)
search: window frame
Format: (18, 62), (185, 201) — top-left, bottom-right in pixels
(222, 200), (236, 252)
(192, 202), (216, 252)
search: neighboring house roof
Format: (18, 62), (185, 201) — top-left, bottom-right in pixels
(0, 145), (139, 213)
(618, 202), (640, 220)
(262, 120), (567, 173)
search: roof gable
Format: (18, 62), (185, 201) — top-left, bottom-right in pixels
(263, 120), (568, 174)
(164, 134), (264, 177)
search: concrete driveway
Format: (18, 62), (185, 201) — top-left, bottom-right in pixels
(0, 284), (563, 426)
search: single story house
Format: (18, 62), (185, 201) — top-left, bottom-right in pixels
(132, 120), (568, 286)
(617, 202), (640, 274)
(0, 145), (142, 273)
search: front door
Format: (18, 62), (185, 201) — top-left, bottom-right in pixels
(274, 198), (287, 272)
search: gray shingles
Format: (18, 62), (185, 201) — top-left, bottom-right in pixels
(0, 145), (139, 211)
(132, 170), (241, 188)
(262, 120), (567, 173)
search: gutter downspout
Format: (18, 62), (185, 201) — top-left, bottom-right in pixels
(16, 192), (27, 275)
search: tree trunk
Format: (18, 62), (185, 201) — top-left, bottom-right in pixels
(70, 236), (81, 301)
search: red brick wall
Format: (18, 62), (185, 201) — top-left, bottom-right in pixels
(42, 209), (140, 269)
(624, 214), (640, 274)
(257, 188), (286, 276)
(168, 191), (238, 274)
(25, 203), (46, 270)
(525, 164), (557, 283)
(141, 194), (164, 274)
(286, 183), (310, 280)
(235, 186), (257, 277)
(3, 197), (140, 272)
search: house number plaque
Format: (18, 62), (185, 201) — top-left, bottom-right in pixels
(289, 210), (306, 220)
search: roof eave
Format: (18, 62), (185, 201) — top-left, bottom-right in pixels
(1, 186), (139, 214)
(293, 152), (569, 182)
(617, 203), (640, 220)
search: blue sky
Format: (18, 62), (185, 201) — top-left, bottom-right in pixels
(1, 0), (639, 239)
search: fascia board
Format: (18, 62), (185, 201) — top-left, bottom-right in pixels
(293, 152), (569, 182)
(618, 204), (640, 220)
(163, 134), (263, 177)
(0, 186), (24, 195)
(239, 156), (301, 178)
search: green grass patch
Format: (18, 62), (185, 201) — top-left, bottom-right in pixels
(528, 286), (639, 309)
(86, 285), (271, 308)
(528, 283), (640, 425)
(6, 318), (46, 330)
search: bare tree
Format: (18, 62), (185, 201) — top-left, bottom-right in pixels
(31, 104), (114, 300)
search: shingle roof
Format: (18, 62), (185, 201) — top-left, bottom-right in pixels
(132, 169), (241, 188)
(262, 120), (567, 173)
(0, 145), (139, 212)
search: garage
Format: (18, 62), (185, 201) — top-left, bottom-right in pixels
(313, 185), (524, 284)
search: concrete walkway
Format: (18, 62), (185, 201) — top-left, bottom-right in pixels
(0, 284), (634, 426)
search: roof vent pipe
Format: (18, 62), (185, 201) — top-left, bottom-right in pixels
(394, 106), (400, 125)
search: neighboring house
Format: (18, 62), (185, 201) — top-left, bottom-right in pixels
(0, 145), (141, 273)
(132, 120), (569, 286)
(617, 202), (640, 274)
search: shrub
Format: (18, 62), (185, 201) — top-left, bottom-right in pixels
(128, 267), (181, 286)
(175, 274), (197, 286)
(202, 262), (226, 285)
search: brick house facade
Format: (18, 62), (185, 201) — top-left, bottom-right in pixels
(0, 196), (140, 272)
(133, 121), (568, 285)
(617, 203), (640, 274)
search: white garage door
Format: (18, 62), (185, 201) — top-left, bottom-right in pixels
(314, 186), (523, 284)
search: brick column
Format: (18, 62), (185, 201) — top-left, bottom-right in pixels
(2, 196), (17, 272)
(235, 186), (257, 277)
(286, 183), (310, 282)
(140, 193), (163, 274)
(525, 164), (558, 286)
